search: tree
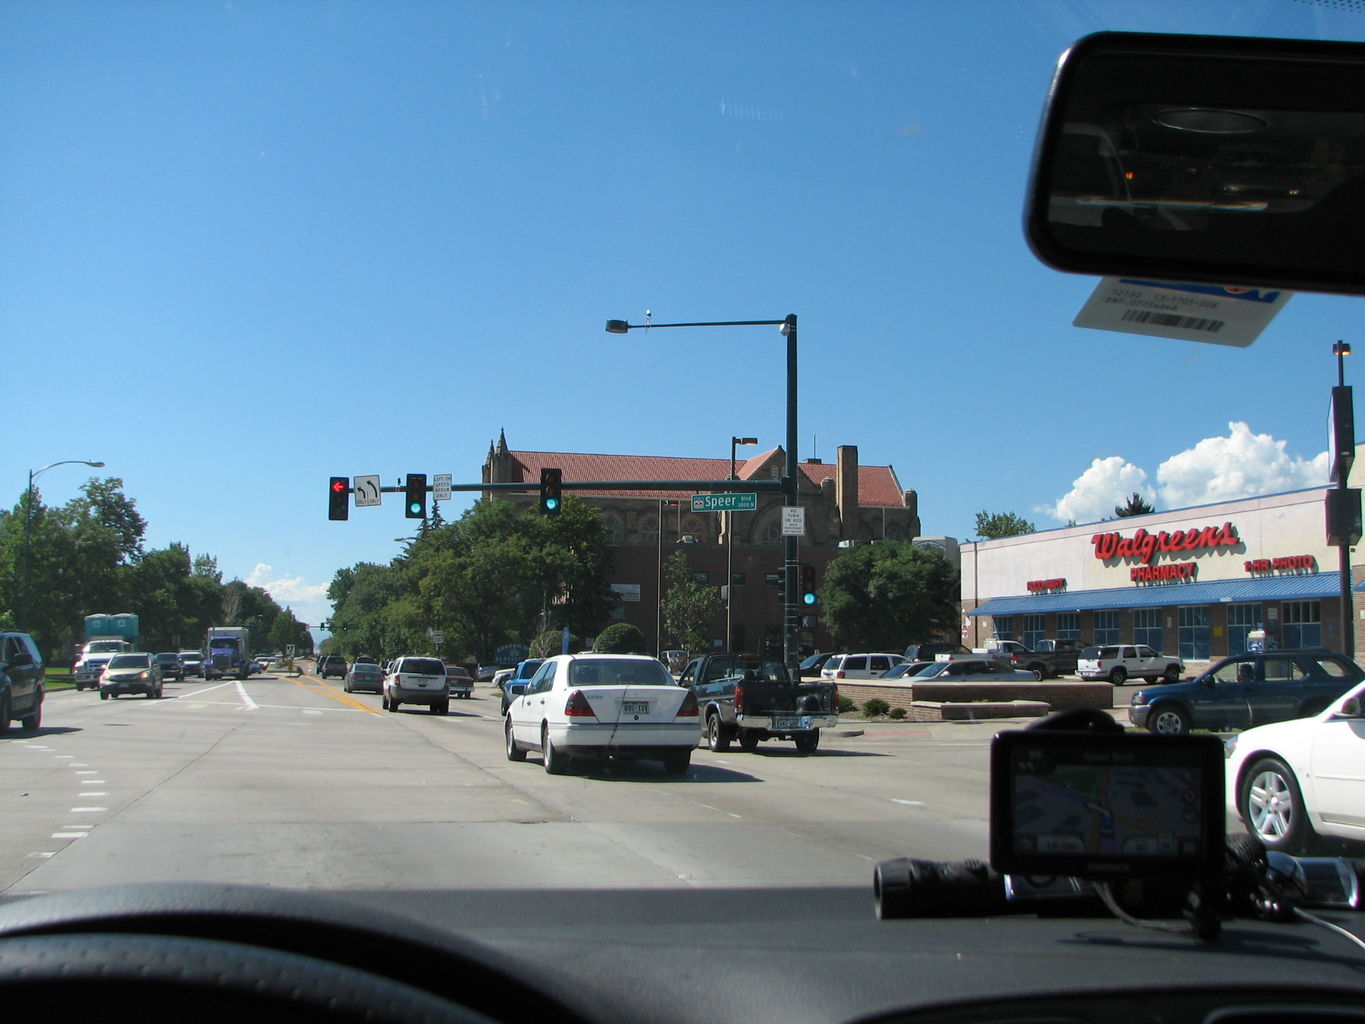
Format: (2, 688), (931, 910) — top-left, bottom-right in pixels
(822, 542), (958, 652)
(974, 510), (1036, 539)
(267, 607), (311, 655)
(593, 622), (646, 654)
(1114, 492), (1156, 517)
(660, 550), (722, 653)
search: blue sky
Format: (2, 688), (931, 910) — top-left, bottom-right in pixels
(5, 0), (1364, 634)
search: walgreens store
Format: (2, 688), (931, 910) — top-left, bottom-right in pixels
(962, 481), (1361, 670)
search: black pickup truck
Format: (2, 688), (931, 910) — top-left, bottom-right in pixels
(679, 653), (840, 755)
(1006, 638), (1087, 679)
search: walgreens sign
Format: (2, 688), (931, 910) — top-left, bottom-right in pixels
(1091, 522), (1240, 565)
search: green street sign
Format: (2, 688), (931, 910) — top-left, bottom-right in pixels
(691, 492), (757, 513)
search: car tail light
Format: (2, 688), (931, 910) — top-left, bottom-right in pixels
(835, 670), (846, 679)
(564, 689), (596, 717)
(676, 690), (698, 718)
(734, 683), (744, 712)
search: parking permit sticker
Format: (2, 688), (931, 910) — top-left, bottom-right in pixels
(1074, 277), (1292, 347)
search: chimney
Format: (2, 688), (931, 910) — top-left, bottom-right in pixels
(836, 445), (858, 530)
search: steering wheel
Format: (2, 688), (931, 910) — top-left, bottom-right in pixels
(0, 883), (589, 1023)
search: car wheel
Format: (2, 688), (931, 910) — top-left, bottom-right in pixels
(387, 696), (399, 713)
(1108, 667), (1127, 685)
(794, 730), (820, 755)
(737, 728), (759, 752)
(430, 700), (449, 715)
(1029, 665), (1045, 680)
(542, 724), (570, 775)
(707, 714), (730, 752)
(662, 750), (690, 775)
(1243, 756), (1313, 854)
(0, 692), (10, 731)
(1147, 704), (1190, 735)
(505, 718), (527, 761)
(21, 698), (41, 730)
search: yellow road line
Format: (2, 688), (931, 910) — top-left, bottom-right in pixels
(288, 672), (380, 714)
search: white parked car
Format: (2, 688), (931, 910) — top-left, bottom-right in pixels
(820, 653), (905, 681)
(1224, 680), (1365, 854)
(382, 656), (450, 715)
(505, 653), (700, 775)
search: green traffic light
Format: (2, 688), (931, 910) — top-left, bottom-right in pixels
(545, 497), (559, 511)
(803, 593), (818, 606)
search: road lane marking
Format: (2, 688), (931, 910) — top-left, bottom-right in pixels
(51, 832), (87, 839)
(234, 680), (259, 710)
(79, 780), (107, 785)
(71, 807), (108, 813)
(287, 675), (381, 715)
(891, 799), (925, 806)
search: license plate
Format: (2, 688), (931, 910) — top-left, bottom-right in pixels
(622, 701), (649, 714)
(772, 716), (812, 730)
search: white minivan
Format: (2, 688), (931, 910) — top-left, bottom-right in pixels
(820, 653), (905, 681)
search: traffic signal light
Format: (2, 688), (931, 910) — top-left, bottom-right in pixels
(540, 467), (562, 515)
(405, 473), (427, 518)
(328, 477), (349, 521)
(801, 564), (819, 606)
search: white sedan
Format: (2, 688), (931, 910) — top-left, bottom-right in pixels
(1225, 681), (1365, 854)
(505, 653), (700, 775)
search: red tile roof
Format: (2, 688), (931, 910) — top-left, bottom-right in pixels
(499, 449), (906, 506)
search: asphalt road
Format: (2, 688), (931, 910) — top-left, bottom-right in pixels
(1, 672), (1010, 895)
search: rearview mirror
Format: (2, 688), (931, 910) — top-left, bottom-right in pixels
(1026, 32), (1365, 296)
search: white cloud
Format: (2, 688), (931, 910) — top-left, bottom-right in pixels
(246, 563), (330, 626)
(1040, 456), (1154, 525)
(1157, 421), (1329, 508)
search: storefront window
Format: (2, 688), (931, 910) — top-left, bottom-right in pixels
(1227, 603), (1262, 655)
(1133, 608), (1163, 651)
(1056, 613), (1080, 642)
(1092, 610), (1120, 645)
(1022, 614), (1045, 649)
(993, 616), (1014, 642)
(1178, 606), (1211, 662)
(1282, 600), (1322, 648)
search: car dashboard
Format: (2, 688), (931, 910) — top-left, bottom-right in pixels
(1, 883), (1363, 1024)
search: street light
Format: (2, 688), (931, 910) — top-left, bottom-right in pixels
(727, 436), (758, 651)
(22, 459), (105, 630)
(608, 314), (800, 672)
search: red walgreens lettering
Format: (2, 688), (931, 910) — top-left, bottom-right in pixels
(1092, 522), (1239, 565)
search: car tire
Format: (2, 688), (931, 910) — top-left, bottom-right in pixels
(737, 728), (759, 752)
(794, 730), (820, 755)
(0, 692), (10, 731)
(505, 718), (527, 761)
(431, 700), (449, 715)
(542, 724), (570, 775)
(662, 750), (690, 775)
(1028, 665), (1046, 680)
(1147, 704), (1190, 735)
(1108, 667), (1127, 685)
(707, 714), (730, 752)
(388, 696), (399, 713)
(1243, 756), (1313, 854)
(100, 691), (109, 700)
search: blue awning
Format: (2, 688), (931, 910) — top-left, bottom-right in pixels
(969, 572), (1344, 617)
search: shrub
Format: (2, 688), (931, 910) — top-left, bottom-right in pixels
(862, 697), (890, 718)
(592, 622), (648, 654)
(837, 695), (855, 713)
(888, 706), (907, 720)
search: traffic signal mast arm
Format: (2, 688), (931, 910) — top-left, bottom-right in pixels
(331, 477), (788, 496)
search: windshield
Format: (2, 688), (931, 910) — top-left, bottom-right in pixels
(106, 654), (150, 669)
(85, 641), (125, 653)
(5, 4), (1365, 1012)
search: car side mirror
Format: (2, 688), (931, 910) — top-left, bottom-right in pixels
(510, 683), (527, 696)
(1027, 32), (1365, 296)
(1340, 696), (1362, 718)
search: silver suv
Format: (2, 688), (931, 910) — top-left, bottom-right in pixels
(383, 656), (450, 715)
(820, 653), (905, 680)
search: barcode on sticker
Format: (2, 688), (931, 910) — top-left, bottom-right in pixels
(1121, 309), (1224, 333)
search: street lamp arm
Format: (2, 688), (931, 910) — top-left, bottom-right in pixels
(606, 318), (787, 333)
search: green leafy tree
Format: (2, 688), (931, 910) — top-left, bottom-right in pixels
(660, 550), (722, 653)
(974, 510), (1036, 539)
(541, 497), (619, 638)
(593, 622), (647, 654)
(267, 607), (311, 655)
(1114, 492), (1156, 517)
(822, 541), (958, 652)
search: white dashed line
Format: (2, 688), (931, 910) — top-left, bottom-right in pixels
(890, 799), (925, 806)
(70, 807), (108, 813)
